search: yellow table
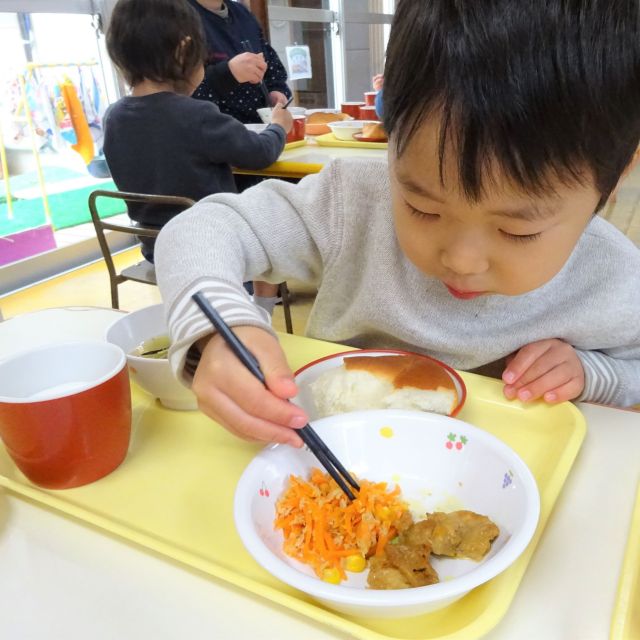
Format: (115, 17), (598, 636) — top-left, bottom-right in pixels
(1, 308), (639, 640)
(233, 137), (388, 179)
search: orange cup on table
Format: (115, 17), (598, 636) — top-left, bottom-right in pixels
(359, 105), (379, 120)
(364, 91), (378, 106)
(340, 102), (365, 119)
(0, 341), (131, 489)
(286, 115), (306, 143)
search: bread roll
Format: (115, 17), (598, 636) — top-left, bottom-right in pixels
(310, 355), (458, 417)
(307, 112), (350, 125)
(362, 122), (386, 140)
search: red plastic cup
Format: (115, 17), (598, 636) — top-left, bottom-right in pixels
(364, 91), (378, 106)
(0, 341), (131, 489)
(340, 102), (365, 119)
(286, 115), (307, 143)
(359, 105), (379, 120)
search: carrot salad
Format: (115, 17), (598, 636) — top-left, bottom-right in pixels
(274, 468), (409, 583)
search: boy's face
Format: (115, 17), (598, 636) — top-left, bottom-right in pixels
(389, 117), (601, 298)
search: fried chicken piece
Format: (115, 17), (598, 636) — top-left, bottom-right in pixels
(368, 556), (412, 589)
(367, 543), (439, 589)
(404, 511), (499, 561)
(394, 509), (415, 534)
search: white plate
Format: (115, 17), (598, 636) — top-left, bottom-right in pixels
(234, 409), (540, 618)
(292, 349), (467, 421)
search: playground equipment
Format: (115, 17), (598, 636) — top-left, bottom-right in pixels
(0, 61), (106, 225)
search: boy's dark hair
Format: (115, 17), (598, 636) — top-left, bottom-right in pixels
(107, 0), (206, 87)
(383, 0), (640, 209)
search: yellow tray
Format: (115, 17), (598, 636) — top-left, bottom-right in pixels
(610, 481), (640, 640)
(284, 139), (307, 150)
(315, 132), (388, 149)
(0, 333), (585, 640)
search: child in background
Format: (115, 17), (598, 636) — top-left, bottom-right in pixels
(372, 74), (384, 119)
(155, 0), (640, 447)
(102, 0), (292, 265)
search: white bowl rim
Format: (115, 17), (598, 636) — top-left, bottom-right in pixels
(0, 340), (126, 403)
(104, 303), (168, 365)
(305, 108), (341, 114)
(234, 409), (541, 607)
(327, 119), (380, 128)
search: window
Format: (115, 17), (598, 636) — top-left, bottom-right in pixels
(269, 1), (336, 108)
(268, 0), (394, 108)
(0, 1), (122, 283)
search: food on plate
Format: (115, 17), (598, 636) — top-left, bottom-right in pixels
(361, 121), (387, 140)
(306, 111), (351, 125)
(367, 511), (499, 589)
(274, 468), (411, 582)
(310, 355), (458, 417)
(368, 539), (439, 589)
(131, 334), (170, 359)
(274, 470), (500, 589)
(403, 510), (500, 561)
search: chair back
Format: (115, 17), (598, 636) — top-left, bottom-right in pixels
(88, 189), (195, 308)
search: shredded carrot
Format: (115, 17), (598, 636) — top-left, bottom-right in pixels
(274, 468), (408, 580)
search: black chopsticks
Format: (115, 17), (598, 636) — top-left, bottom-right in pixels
(192, 291), (360, 501)
(240, 39), (273, 108)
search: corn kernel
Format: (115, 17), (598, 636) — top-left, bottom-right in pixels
(344, 554), (366, 573)
(321, 567), (342, 584)
(376, 506), (391, 521)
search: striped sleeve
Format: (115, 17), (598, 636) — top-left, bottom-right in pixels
(165, 277), (275, 386)
(576, 348), (640, 407)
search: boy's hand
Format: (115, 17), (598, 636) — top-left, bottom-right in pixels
(192, 326), (307, 446)
(372, 73), (384, 91)
(502, 338), (585, 403)
(228, 52), (267, 84)
(270, 103), (293, 133)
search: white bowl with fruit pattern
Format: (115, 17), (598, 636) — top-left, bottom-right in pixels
(234, 409), (540, 618)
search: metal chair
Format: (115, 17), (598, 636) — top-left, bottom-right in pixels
(88, 189), (195, 309)
(88, 189), (294, 333)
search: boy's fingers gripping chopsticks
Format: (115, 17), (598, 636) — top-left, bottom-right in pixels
(193, 327), (307, 444)
(196, 386), (303, 447)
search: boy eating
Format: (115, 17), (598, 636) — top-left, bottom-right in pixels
(156, 0), (640, 446)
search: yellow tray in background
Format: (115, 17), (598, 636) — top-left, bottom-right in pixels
(0, 333), (586, 640)
(610, 481), (640, 640)
(283, 139), (307, 150)
(315, 132), (388, 149)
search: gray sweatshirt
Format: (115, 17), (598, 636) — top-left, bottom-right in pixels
(155, 159), (640, 408)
